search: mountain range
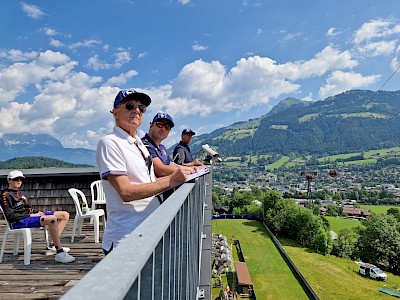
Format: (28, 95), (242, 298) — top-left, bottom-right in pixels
(0, 133), (96, 166)
(190, 89), (400, 157)
(1, 89), (400, 165)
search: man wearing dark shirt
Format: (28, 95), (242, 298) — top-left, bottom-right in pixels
(173, 128), (204, 167)
(142, 112), (197, 177)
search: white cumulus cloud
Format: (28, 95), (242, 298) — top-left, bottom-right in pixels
(354, 19), (400, 44)
(319, 71), (380, 98)
(104, 70), (139, 86)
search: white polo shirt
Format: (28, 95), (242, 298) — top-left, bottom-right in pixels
(96, 125), (159, 250)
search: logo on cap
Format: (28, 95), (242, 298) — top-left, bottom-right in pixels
(182, 128), (196, 135)
(113, 89), (151, 108)
(152, 112), (174, 127)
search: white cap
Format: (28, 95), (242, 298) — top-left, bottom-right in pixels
(7, 170), (25, 180)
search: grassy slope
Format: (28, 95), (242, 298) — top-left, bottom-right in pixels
(213, 219), (400, 300)
(281, 238), (400, 300)
(212, 219), (309, 299)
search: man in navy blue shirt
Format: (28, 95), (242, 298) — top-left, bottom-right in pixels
(142, 112), (197, 177)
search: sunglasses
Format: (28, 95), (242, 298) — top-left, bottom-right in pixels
(124, 102), (147, 113)
(154, 121), (172, 131)
(11, 177), (24, 181)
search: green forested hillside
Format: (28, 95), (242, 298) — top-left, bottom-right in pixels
(191, 90), (400, 157)
(0, 156), (92, 169)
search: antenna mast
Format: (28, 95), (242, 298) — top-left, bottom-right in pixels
(300, 170), (318, 203)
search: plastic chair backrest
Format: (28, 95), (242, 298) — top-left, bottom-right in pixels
(0, 205), (49, 239)
(68, 188), (88, 216)
(0, 206), (12, 231)
(0, 204), (50, 265)
(90, 180), (106, 204)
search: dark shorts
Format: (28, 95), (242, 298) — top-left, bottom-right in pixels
(103, 243), (113, 256)
(12, 211), (55, 229)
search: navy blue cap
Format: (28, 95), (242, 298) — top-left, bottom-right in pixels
(114, 89), (151, 108)
(182, 128), (196, 135)
(152, 112), (174, 128)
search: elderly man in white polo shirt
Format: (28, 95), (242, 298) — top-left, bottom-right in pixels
(96, 89), (190, 254)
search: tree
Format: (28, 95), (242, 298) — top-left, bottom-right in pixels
(313, 190), (327, 200)
(326, 204), (338, 216)
(260, 190), (282, 213)
(387, 207), (400, 222)
(355, 214), (400, 274)
(312, 224), (333, 255)
(266, 199), (298, 238)
(229, 189), (254, 210)
(212, 190), (221, 205)
(332, 228), (359, 259)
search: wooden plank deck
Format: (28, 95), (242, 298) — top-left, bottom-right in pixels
(0, 219), (105, 300)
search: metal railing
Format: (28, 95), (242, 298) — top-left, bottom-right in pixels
(62, 173), (212, 300)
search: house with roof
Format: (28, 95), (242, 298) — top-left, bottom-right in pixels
(342, 208), (372, 218)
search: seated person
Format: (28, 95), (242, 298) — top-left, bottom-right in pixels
(173, 128), (204, 167)
(1, 170), (75, 263)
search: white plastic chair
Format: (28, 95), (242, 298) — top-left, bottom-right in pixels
(68, 188), (106, 243)
(0, 206), (49, 265)
(90, 180), (107, 223)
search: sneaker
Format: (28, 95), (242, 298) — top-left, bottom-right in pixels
(55, 251), (75, 263)
(45, 246), (70, 256)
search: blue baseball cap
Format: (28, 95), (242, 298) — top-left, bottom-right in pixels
(114, 89), (151, 108)
(182, 128), (196, 135)
(152, 112), (174, 128)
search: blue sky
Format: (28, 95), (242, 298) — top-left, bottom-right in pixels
(1, 0), (400, 150)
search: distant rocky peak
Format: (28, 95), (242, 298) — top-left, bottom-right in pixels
(2, 133), (63, 148)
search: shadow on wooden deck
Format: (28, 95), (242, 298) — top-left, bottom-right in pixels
(0, 220), (105, 299)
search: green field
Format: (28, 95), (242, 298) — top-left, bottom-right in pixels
(325, 205), (399, 233)
(212, 219), (400, 300)
(360, 205), (400, 214)
(212, 219), (309, 299)
(266, 155), (290, 170)
(364, 147), (400, 158)
(325, 216), (364, 233)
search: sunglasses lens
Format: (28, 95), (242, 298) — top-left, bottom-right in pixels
(12, 177), (23, 181)
(155, 122), (171, 131)
(125, 102), (146, 113)
(125, 102), (134, 110)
